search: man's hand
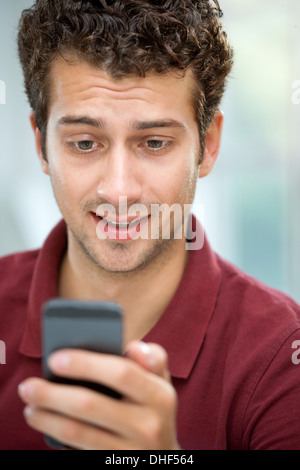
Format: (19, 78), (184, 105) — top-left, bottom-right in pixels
(18, 342), (180, 450)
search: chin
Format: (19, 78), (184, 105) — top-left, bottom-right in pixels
(93, 240), (169, 274)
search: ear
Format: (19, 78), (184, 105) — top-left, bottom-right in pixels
(199, 110), (224, 178)
(29, 111), (49, 175)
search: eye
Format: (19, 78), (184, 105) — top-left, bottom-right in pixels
(69, 140), (101, 154)
(77, 140), (95, 151)
(147, 140), (164, 150)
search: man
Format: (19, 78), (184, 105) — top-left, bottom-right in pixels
(1, 0), (300, 450)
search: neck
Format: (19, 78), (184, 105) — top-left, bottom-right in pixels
(58, 237), (189, 347)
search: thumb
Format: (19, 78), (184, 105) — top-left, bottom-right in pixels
(125, 341), (171, 382)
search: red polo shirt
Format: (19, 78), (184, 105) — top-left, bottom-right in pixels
(1, 219), (300, 450)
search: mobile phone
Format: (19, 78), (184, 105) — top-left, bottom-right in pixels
(42, 298), (123, 449)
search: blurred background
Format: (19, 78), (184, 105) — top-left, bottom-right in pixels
(0, 0), (299, 303)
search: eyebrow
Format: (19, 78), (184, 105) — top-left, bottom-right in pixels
(56, 115), (187, 131)
(56, 116), (105, 129)
(131, 119), (187, 131)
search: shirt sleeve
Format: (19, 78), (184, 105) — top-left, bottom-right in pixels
(242, 329), (300, 450)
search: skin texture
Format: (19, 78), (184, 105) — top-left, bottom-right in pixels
(19, 57), (223, 450)
(44, 59), (200, 273)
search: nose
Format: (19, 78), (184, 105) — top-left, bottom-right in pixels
(96, 144), (143, 209)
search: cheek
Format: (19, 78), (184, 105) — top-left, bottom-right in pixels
(47, 135), (83, 194)
(175, 149), (199, 201)
(46, 132), (97, 214)
(48, 164), (87, 213)
(153, 167), (197, 207)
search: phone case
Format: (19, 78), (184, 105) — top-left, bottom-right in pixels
(42, 298), (123, 449)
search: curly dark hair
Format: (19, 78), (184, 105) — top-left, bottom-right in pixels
(17, 0), (233, 159)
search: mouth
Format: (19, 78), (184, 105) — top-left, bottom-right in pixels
(91, 212), (150, 241)
(98, 217), (131, 229)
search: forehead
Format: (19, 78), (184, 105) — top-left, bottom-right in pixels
(47, 56), (197, 123)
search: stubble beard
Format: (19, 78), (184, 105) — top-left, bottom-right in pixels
(50, 157), (199, 277)
(67, 220), (181, 278)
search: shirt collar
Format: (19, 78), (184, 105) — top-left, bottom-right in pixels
(143, 217), (222, 379)
(19, 217), (222, 380)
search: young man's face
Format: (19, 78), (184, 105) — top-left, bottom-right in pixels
(33, 57), (220, 273)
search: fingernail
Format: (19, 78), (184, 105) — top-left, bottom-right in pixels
(48, 352), (70, 371)
(18, 381), (34, 400)
(138, 341), (151, 355)
(139, 342), (155, 367)
(24, 405), (36, 419)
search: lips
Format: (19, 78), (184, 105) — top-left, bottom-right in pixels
(99, 218), (131, 229)
(95, 210), (149, 228)
(91, 212), (150, 241)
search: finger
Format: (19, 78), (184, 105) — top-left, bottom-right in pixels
(20, 379), (177, 448)
(42, 351), (174, 405)
(125, 341), (171, 382)
(18, 378), (149, 440)
(22, 405), (131, 450)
